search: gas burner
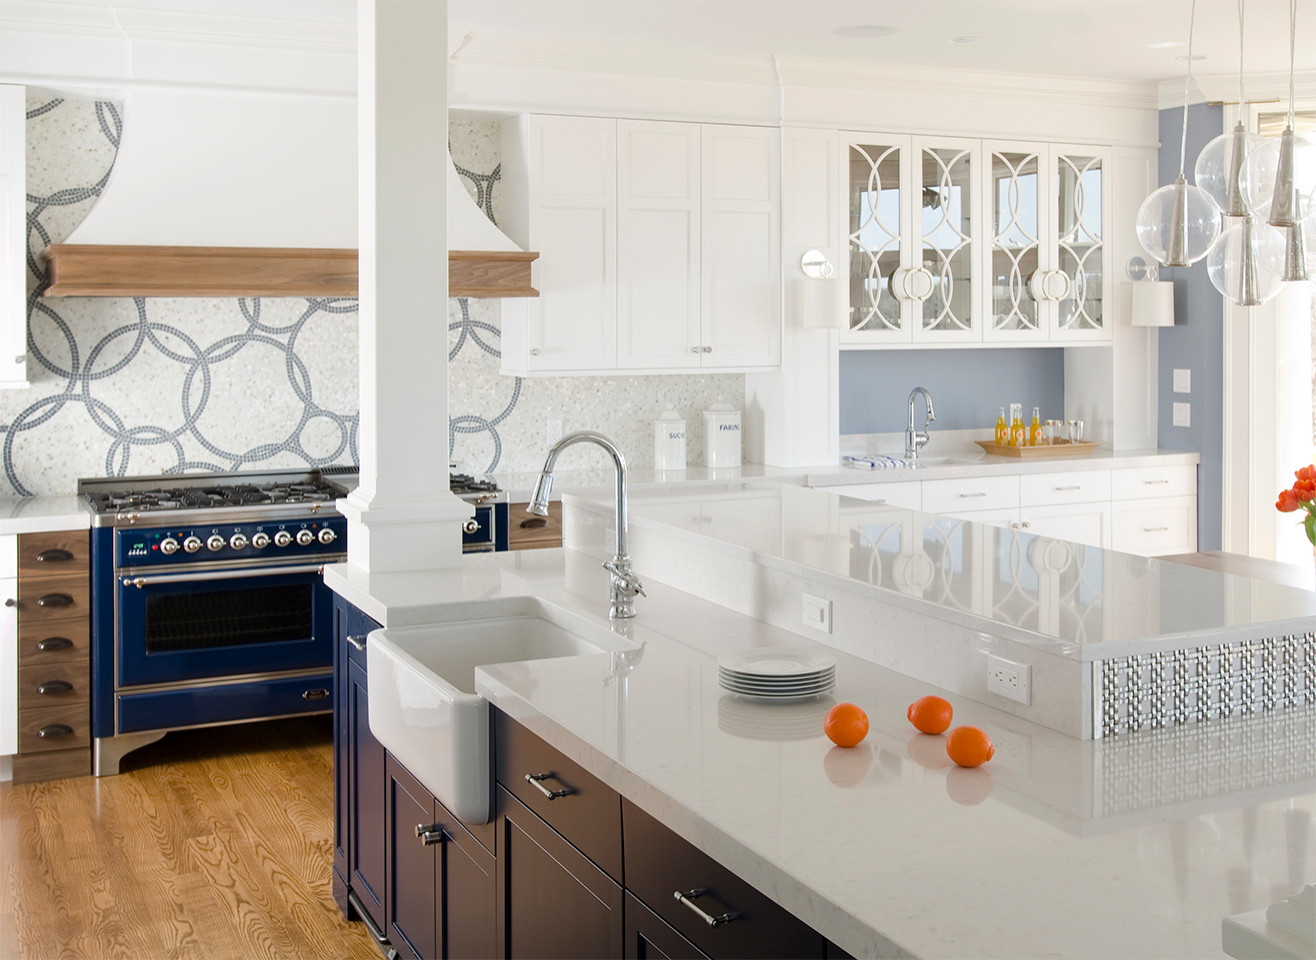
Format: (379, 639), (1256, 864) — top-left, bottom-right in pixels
(451, 473), (499, 495)
(81, 471), (351, 520)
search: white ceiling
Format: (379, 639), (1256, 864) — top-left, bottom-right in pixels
(448, 0), (1315, 85)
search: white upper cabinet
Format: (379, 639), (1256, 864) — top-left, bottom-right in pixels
(501, 115), (780, 375)
(982, 141), (1111, 344)
(840, 132), (982, 346)
(0, 85), (27, 390)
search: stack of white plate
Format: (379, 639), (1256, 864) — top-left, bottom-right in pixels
(717, 648), (836, 700)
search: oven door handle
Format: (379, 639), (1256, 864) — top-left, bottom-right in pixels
(121, 564), (325, 588)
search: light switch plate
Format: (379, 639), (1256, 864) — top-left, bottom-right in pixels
(801, 593), (832, 634)
(1173, 368), (1191, 393)
(546, 418), (564, 444)
(1172, 402), (1191, 427)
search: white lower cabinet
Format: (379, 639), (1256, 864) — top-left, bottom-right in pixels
(1112, 495), (1197, 556)
(1020, 502), (1111, 549)
(921, 475), (1019, 515)
(826, 481), (921, 509)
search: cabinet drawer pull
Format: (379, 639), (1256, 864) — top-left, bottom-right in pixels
(301, 688), (329, 701)
(958, 492), (988, 499)
(4, 598), (14, 607)
(1053, 485), (1082, 491)
(525, 772), (574, 800)
(1143, 525), (1170, 532)
(1143, 479), (1171, 485)
(36, 593), (74, 608)
(346, 635), (367, 652)
(674, 889), (741, 928)
(37, 680), (74, 696)
(37, 637), (73, 652)
(37, 723), (73, 739)
(36, 548), (74, 563)
(415, 823), (445, 846)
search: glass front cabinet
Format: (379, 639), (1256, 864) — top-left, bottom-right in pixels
(840, 132), (1110, 347)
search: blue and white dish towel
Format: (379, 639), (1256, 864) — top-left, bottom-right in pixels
(842, 454), (909, 470)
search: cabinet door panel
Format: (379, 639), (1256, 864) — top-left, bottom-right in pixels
(536, 205), (617, 368)
(497, 787), (623, 960)
(445, 817), (497, 960)
(983, 142), (1047, 341)
(1053, 148), (1110, 341)
(841, 134), (911, 341)
(914, 137), (980, 342)
(1021, 502), (1111, 549)
(349, 658), (386, 931)
(625, 891), (709, 960)
(386, 755), (439, 960)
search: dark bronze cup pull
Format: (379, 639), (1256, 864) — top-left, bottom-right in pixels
(37, 637), (74, 652)
(36, 549), (74, 563)
(37, 724), (73, 739)
(37, 680), (74, 696)
(36, 593), (74, 608)
(302, 688), (329, 701)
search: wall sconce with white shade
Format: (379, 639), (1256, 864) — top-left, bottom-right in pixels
(794, 249), (850, 329)
(1128, 256), (1176, 327)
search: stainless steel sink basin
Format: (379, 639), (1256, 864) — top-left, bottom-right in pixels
(366, 604), (636, 824)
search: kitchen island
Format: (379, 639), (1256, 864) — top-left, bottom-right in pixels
(325, 486), (1316, 958)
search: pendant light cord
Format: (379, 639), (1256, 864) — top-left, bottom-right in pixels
(1180, 0), (1197, 178)
(1237, 0), (1246, 109)
(1289, 0), (1297, 128)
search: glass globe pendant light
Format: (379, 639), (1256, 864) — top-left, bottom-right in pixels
(1136, 1), (1221, 267)
(1194, 0), (1264, 217)
(1209, 215), (1282, 305)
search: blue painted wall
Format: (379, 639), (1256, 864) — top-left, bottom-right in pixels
(839, 349), (1065, 434)
(1157, 102), (1224, 552)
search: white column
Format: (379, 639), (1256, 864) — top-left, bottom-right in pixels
(342, 0), (472, 572)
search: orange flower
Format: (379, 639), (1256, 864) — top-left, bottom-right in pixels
(1296, 465), (1316, 483)
(1277, 488), (1306, 512)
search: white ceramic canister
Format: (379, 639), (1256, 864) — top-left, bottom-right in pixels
(654, 409), (687, 470)
(702, 400), (742, 468)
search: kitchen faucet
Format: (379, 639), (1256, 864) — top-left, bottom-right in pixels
(527, 430), (645, 619)
(904, 387), (937, 461)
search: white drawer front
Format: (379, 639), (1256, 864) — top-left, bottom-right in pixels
(1112, 464), (1197, 501)
(825, 481), (922, 509)
(1112, 496), (1197, 556)
(933, 507), (1020, 529)
(922, 475), (1020, 514)
(0, 534), (13, 580)
(1020, 469), (1112, 507)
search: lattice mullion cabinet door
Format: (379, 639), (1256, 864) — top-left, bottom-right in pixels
(1051, 144), (1111, 342)
(980, 140), (1053, 344)
(616, 119), (702, 370)
(839, 131), (915, 345)
(910, 136), (982, 344)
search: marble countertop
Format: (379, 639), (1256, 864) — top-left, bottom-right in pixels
(324, 550), (1316, 959)
(0, 496), (90, 534)
(574, 482), (1316, 662)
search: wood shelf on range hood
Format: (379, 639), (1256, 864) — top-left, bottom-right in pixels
(41, 244), (539, 299)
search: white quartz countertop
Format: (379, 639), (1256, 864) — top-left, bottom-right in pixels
(0, 496), (90, 534)
(576, 481), (1316, 661)
(324, 551), (1316, 960)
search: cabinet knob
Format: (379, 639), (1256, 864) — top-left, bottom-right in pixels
(301, 688), (329, 701)
(36, 548), (74, 563)
(36, 593), (74, 608)
(691, 346), (700, 353)
(462, 519), (481, 534)
(530, 348), (541, 357)
(37, 724), (73, 739)
(415, 823), (445, 846)
(37, 680), (74, 696)
(701, 345), (712, 353)
(37, 636), (73, 651)
(4, 598), (14, 607)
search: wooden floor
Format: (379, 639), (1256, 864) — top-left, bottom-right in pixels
(0, 717), (382, 960)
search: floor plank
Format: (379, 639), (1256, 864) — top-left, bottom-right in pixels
(0, 717), (381, 960)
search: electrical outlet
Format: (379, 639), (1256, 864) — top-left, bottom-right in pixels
(1173, 368), (1191, 393)
(546, 418), (564, 444)
(1172, 402), (1191, 428)
(987, 654), (1031, 705)
(801, 593), (832, 634)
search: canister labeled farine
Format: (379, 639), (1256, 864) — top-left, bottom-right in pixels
(702, 400), (742, 468)
(654, 409), (686, 470)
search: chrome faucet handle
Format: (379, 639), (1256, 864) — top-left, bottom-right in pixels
(603, 558), (645, 619)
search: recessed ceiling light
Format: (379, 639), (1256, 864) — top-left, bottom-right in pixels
(832, 24), (901, 39)
(1174, 54), (1208, 61)
(945, 35), (983, 45)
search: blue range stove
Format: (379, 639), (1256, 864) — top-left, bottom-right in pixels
(79, 469), (352, 775)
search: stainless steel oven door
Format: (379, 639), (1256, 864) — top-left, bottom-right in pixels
(116, 563), (334, 686)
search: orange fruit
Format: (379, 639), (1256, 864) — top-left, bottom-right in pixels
(907, 695), (953, 734)
(945, 726), (995, 767)
(823, 702), (869, 748)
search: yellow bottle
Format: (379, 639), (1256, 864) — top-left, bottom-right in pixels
(994, 407), (1007, 446)
(1009, 415), (1025, 447)
(1029, 406), (1042, 446)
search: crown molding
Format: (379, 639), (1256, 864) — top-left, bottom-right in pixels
(1156, 70), (1316, 110)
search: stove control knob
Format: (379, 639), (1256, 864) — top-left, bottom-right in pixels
(183, 536), (202, 554)
(296, 529), (315, 546)
(229, 534), (248, 550)
(318, 528), (337, 545)
(206, 535), (226, 552)
(160, 538), (180, 555)
(273, 530), (292, 548)
(251, 532), (271, 549)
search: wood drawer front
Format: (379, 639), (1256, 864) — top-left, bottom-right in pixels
(1020, 469), (1112, 507)
(18, 530), (89, 578)
(17, 577), (89, 626)
(19, 661), (89, 709)
(495, 713), (622, 881)
(622, 799), (826, 960)
(1112, 496), (1198, 556)
(18, 702), (91, 754)
(509, 500), (563, 550)
(1112, 464), (1196, 501)
(921, 475), (1019, 514)
(823, 480), (921, 509)
(18, 618), (90, 666)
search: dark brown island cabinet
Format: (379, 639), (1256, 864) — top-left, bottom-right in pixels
(332, 596), (853, 960)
